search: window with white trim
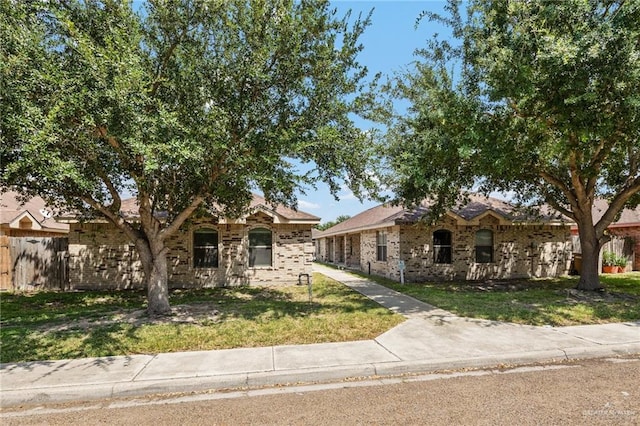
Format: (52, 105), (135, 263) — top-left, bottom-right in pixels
(249, 228), (272, 267)
(376, 231), (387, 261)
(475, 229), (494, 263)
(433, 229), (452, 264)
(193, 228), (218, 268)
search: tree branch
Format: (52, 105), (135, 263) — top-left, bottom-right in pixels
(595, 175), (640, 236)
(544, 196), (575, 221)
(160, 195), (205, 238)
(80, 195), (141, 243)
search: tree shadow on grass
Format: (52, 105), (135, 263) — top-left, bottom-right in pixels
(0, 279), (389, 363)
(0, 322), (140, 364)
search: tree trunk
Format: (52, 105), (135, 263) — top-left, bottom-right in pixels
(576, 224), (604, 291)
(136, 238), (172, 316)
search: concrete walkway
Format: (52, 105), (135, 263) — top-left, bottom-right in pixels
(1, 264), (639, 407)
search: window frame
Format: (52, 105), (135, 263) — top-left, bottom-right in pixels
(376, 231), (387, 262)
(433, 229), (452, 264)
(248, 227), (273, 268)
(193, 227), (219, 269)
(475, 229), (494, 263)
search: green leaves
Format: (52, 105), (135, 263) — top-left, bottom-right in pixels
(2, 0), (376, 218)
(385, 0), (640, 213)
(382, 0), (639, 288)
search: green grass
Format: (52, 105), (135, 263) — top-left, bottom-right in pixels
(350, 270), (640, 327)
(0, 273), (404, 363)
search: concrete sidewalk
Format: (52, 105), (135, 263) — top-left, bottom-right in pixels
(2, 264), (639, 407)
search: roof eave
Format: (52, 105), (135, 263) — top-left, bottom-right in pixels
(318, 221), (398, 238)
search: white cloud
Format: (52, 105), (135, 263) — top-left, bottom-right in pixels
(338, 190), (357, 201)
(298, 200), (321, 210)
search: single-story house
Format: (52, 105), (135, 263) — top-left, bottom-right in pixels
(0, 191), (69, 237)
(315, 194), (573, 282)
(570, 199), (640, 271)
(1, 191), (69, 291)
(61, 195), (320, 290)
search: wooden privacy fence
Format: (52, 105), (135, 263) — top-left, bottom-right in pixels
(0, 236), (68, 291)
(571, 234), (635, 272)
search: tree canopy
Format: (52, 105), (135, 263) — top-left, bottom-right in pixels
(1, 0), (377, 313)
(315, 214), (351, 231)
(383, 0), (640, 289)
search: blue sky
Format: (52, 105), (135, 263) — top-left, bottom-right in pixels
(296, 1), (450, 224)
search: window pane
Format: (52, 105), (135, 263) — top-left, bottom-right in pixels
(376, 231), (387, 261)
(475, 230), (493, 263)
(476, 246), (493, 263)
(433, 230), (451, 246)
(433, 230), (452, 264)
(193, 228), (218, 268)
(434, 246), (452, 264)
(249, 228), (272, 267)
(249, 247), (272, 267)
(476, 230), (493, 246)
(249, 228), (272, 247)
(194, 229), (218, 247)
(194, 247), (219, 268)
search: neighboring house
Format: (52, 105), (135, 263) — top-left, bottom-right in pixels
(311, 227), (322, 261)
(60, 195), (320, 290)
(570, 199), (640, 271)
(315, 194), (573, 282)
(1, 191), (69, 291)
(0, 191), (69, 237)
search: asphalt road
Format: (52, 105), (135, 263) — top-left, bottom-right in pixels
(2, 357), (639, 426)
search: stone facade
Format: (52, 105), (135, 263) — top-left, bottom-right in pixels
(317, 218), (572, 282)
(68, 211), (315, 290)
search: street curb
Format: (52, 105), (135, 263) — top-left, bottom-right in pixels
(3, 345), (639, 408)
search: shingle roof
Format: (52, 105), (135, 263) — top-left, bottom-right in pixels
(67, 193), (320, 223)
(250, 194), (320, 221)
(316, 193), (565, 238)
(579, 199), (640, 228)
(0, 191), (69, 232)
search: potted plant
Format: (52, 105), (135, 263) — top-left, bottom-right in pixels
(602, 251), (617, 273)
(615, 254), (628, 273)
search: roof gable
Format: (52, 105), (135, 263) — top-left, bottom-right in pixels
(1, 191), (69, 233)
(9, 211), (43, 230)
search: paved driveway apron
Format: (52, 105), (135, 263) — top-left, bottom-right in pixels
(313, 264), (640, 363)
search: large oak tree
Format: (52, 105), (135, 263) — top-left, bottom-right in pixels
(383, 0), (640, 290)
(1, 0), (378, 314)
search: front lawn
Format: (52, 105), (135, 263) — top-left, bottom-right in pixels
(0, 273), (403, 363)
(355, 271), (640, 326)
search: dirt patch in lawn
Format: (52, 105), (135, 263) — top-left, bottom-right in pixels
(462, 280), (638, 303)
(563, 288), (639, 304)
(40, 302), (222, 332)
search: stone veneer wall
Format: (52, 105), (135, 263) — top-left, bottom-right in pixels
(331, 217), (572, 282)
(359, 227), (400, 279)
(68, 212), (314, 289)
(345, 233), (361, 268)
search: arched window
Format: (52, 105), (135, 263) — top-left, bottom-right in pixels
(193, 228), (218, 268)
(433, 229), (452, 264)
(249, 228), (272, 267)
(475, 229), (493, 263)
